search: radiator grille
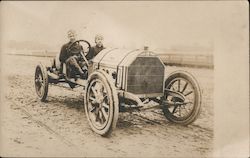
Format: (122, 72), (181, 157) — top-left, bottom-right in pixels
(127, 57), (165, 94)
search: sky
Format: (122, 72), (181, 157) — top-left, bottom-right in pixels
(0, 1), (247, 53)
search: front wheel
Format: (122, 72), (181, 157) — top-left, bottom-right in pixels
(162, 71), (201, 125)
(84, 70), (119, 136)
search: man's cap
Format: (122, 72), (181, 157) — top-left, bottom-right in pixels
(95, 34), (104, 40)
(67, 29), (76, 36)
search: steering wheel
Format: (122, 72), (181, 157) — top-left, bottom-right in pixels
(67, 40), (91, 66)
(67, 40), (91, 56)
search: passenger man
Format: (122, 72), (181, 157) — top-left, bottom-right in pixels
(86, 34), (105, 60)
(59, 30), (85, 78)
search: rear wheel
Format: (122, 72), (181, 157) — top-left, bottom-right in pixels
(35, 64), (49, 101)
(85, 70), (119, 136)
(162, 71), (201, 125)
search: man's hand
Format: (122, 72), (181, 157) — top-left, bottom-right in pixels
(73, 54), (81, 61)
(82, 44), (90, 54)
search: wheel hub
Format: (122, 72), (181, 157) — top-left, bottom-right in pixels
(165, 89), (185, 102)
(35, 75), (43, 87)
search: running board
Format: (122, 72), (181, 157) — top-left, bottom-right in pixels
(67, 78), (87, 86)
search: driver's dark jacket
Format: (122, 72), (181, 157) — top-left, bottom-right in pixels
(59, 41), (82, 63)
(86, 45), (105, 60)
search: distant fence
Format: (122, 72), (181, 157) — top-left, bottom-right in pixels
(7, 50), (57, 57)
(7, 50), (213, 69)
(157, 53), (213, 69)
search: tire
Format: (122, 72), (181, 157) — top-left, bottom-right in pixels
(84, 70), (119, 136)
(34, 63), (49, 102)
(162, 70), (201, 125)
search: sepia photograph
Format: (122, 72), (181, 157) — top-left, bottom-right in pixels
(0, 1), (249, 157)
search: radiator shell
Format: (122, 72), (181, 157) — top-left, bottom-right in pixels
(127, 56), (165, 95)
(91, 48), (165, 97)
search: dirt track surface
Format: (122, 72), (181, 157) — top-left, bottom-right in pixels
(1, 55), (213, 157)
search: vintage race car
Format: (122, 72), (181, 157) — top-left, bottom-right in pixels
(35, 40), (201, 136)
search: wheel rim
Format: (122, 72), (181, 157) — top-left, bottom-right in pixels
(165, 77), (196, 120)
(86, 79), (112, 130)
(35, 67), (45, 98)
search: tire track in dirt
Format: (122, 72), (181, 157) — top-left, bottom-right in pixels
(136, 109), (213, 133)
(10, 99), (79, 149)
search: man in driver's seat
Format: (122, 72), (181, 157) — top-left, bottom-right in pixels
(59, 30), (86, 79)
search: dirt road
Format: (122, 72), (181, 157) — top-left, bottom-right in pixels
(1, 55), (213, 157)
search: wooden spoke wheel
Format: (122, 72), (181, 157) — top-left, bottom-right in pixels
(85, 71), (119, 136)
(34, 64), (49, 102)
(162, 71), (201, 125)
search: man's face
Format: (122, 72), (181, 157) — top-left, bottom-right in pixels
(95, 37), (103, 47)
(68, 32), (76, 42)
